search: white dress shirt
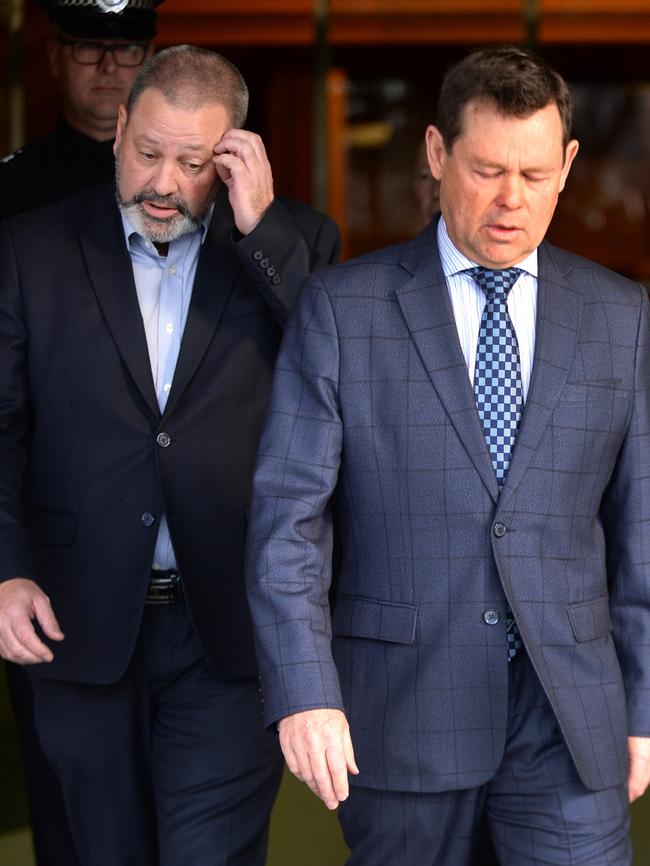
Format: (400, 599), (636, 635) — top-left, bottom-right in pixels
(437, 216), (538, 400)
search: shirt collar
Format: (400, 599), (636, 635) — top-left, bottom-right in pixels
(437, 215), (538, 279)
(120, 202), (214, 252)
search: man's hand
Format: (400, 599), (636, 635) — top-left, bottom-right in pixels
(0, 578), (64, 664)
(628, 736), (650, 801)
(213, 129), (274, 235)
(279, 708), (359, 810)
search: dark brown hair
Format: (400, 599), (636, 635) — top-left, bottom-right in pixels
(436, 45), (573, 153)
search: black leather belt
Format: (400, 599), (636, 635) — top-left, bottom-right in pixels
(146, 570), (183, 605)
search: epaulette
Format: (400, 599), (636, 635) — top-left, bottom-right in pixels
(0, 148), (25, 165)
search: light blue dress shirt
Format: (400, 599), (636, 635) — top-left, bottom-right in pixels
(121, 207), (213, 571)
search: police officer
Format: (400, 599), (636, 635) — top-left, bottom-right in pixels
(0, 0), (161, 220)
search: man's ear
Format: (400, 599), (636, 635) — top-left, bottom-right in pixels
(46, 38), (61, 80)
(559, 138), (579, 193)
(425, 125), (446, 182)
(113, 104), (128, 157)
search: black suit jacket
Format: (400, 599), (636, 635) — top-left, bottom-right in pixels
(0, 182), (339, 684)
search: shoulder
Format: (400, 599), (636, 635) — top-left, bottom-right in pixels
(274, 195), (330, 223)
(310, 234), (426, 298)
(542, 241), (644, 300)
(4, 183), (116, 241)
(273, 195), (338, 238)
(0, 131), (61, 173)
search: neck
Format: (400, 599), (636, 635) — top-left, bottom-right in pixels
(62, 108), (116, 142)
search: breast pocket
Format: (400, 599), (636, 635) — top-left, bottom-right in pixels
(555, 381), (630, 432)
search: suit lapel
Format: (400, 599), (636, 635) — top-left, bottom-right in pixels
(500, 242), (582, 497)
(79, 186), (160, 419)
(395, 227), (500, 501)
(162, 189), (240, 417)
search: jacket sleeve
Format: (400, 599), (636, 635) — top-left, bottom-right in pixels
(601, 285), (650, 737)
(0, 219), (35, 582)
(245, 273), (344, 725)
(233, 197), (340, 326)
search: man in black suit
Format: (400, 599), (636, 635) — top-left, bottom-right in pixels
(2, 6), (158, 864)
(0, 44), (338, 866)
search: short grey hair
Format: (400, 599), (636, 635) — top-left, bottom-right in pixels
(126, 44), (249, 127)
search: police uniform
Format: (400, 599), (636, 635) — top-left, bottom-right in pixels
(0, 119), (116, 220)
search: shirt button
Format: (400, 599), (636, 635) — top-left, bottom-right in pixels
(168, 265), (177, 276)
(483, 609), (500, 626)
(253, 250), (263, 261)
(493, 522), (506, 538)
(165, 322), (174, 334)
(157, 432), (171, 448)
(141, 512), (155, 527)
(163, 383), (171, 393)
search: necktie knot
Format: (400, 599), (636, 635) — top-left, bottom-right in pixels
(470, 266), (522, 301)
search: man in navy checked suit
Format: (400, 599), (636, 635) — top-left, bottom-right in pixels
(247, 46), (650, 864)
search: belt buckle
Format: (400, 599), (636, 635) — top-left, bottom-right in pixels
(146, 571), (182, 605)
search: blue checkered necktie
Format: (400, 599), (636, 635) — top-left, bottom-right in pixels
(470, 266), (523, 660)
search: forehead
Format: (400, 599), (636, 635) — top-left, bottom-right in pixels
(452, 98), (565, 160)
(458, 98), (562, 139)
(127, 88), (229, 143)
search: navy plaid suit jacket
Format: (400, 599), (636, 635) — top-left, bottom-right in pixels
(246, 217), (650, 794)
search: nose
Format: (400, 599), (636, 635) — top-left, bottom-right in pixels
(495, 173), (523, 210)
(150, 160), (180, 198)
(97, 48), (117, 74)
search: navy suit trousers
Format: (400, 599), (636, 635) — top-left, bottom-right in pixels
(30, 602), (283, 866)
(339, 653), (631, 866)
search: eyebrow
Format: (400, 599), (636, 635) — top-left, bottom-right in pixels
(134, 135), (210, 155)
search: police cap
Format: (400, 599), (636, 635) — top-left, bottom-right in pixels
(35, 0), (165, 41)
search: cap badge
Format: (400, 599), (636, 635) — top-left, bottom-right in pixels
(96, 0), (130, 13)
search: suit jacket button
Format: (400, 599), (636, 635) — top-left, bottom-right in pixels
(266, 265), (276, 276)
(483, 609), (500, 625)
(253, 250), (264, 261)
(142, 512), (155, 527)
(272, 274), (281, 285)
(493, 522), (506, 538)
(156, 431), (171, 448)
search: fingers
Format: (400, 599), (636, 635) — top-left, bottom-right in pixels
(213, 152), (237, 186)
(279, 708), (357, 810)
(628, 736), (650, 802)
(0, 577), (61, 664)
(33, 594), (64, 642)
(213, 129), (274, 235)
(343, 727), (360, 776)
(213, 129), (269, 163)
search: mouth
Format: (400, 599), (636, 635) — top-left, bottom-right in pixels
(141, 201), (179, 220)
(486, 223), (521, 240)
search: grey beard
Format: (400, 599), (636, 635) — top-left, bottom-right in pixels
(118, 199), (200, 244)
(114, 151), (212, 243)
